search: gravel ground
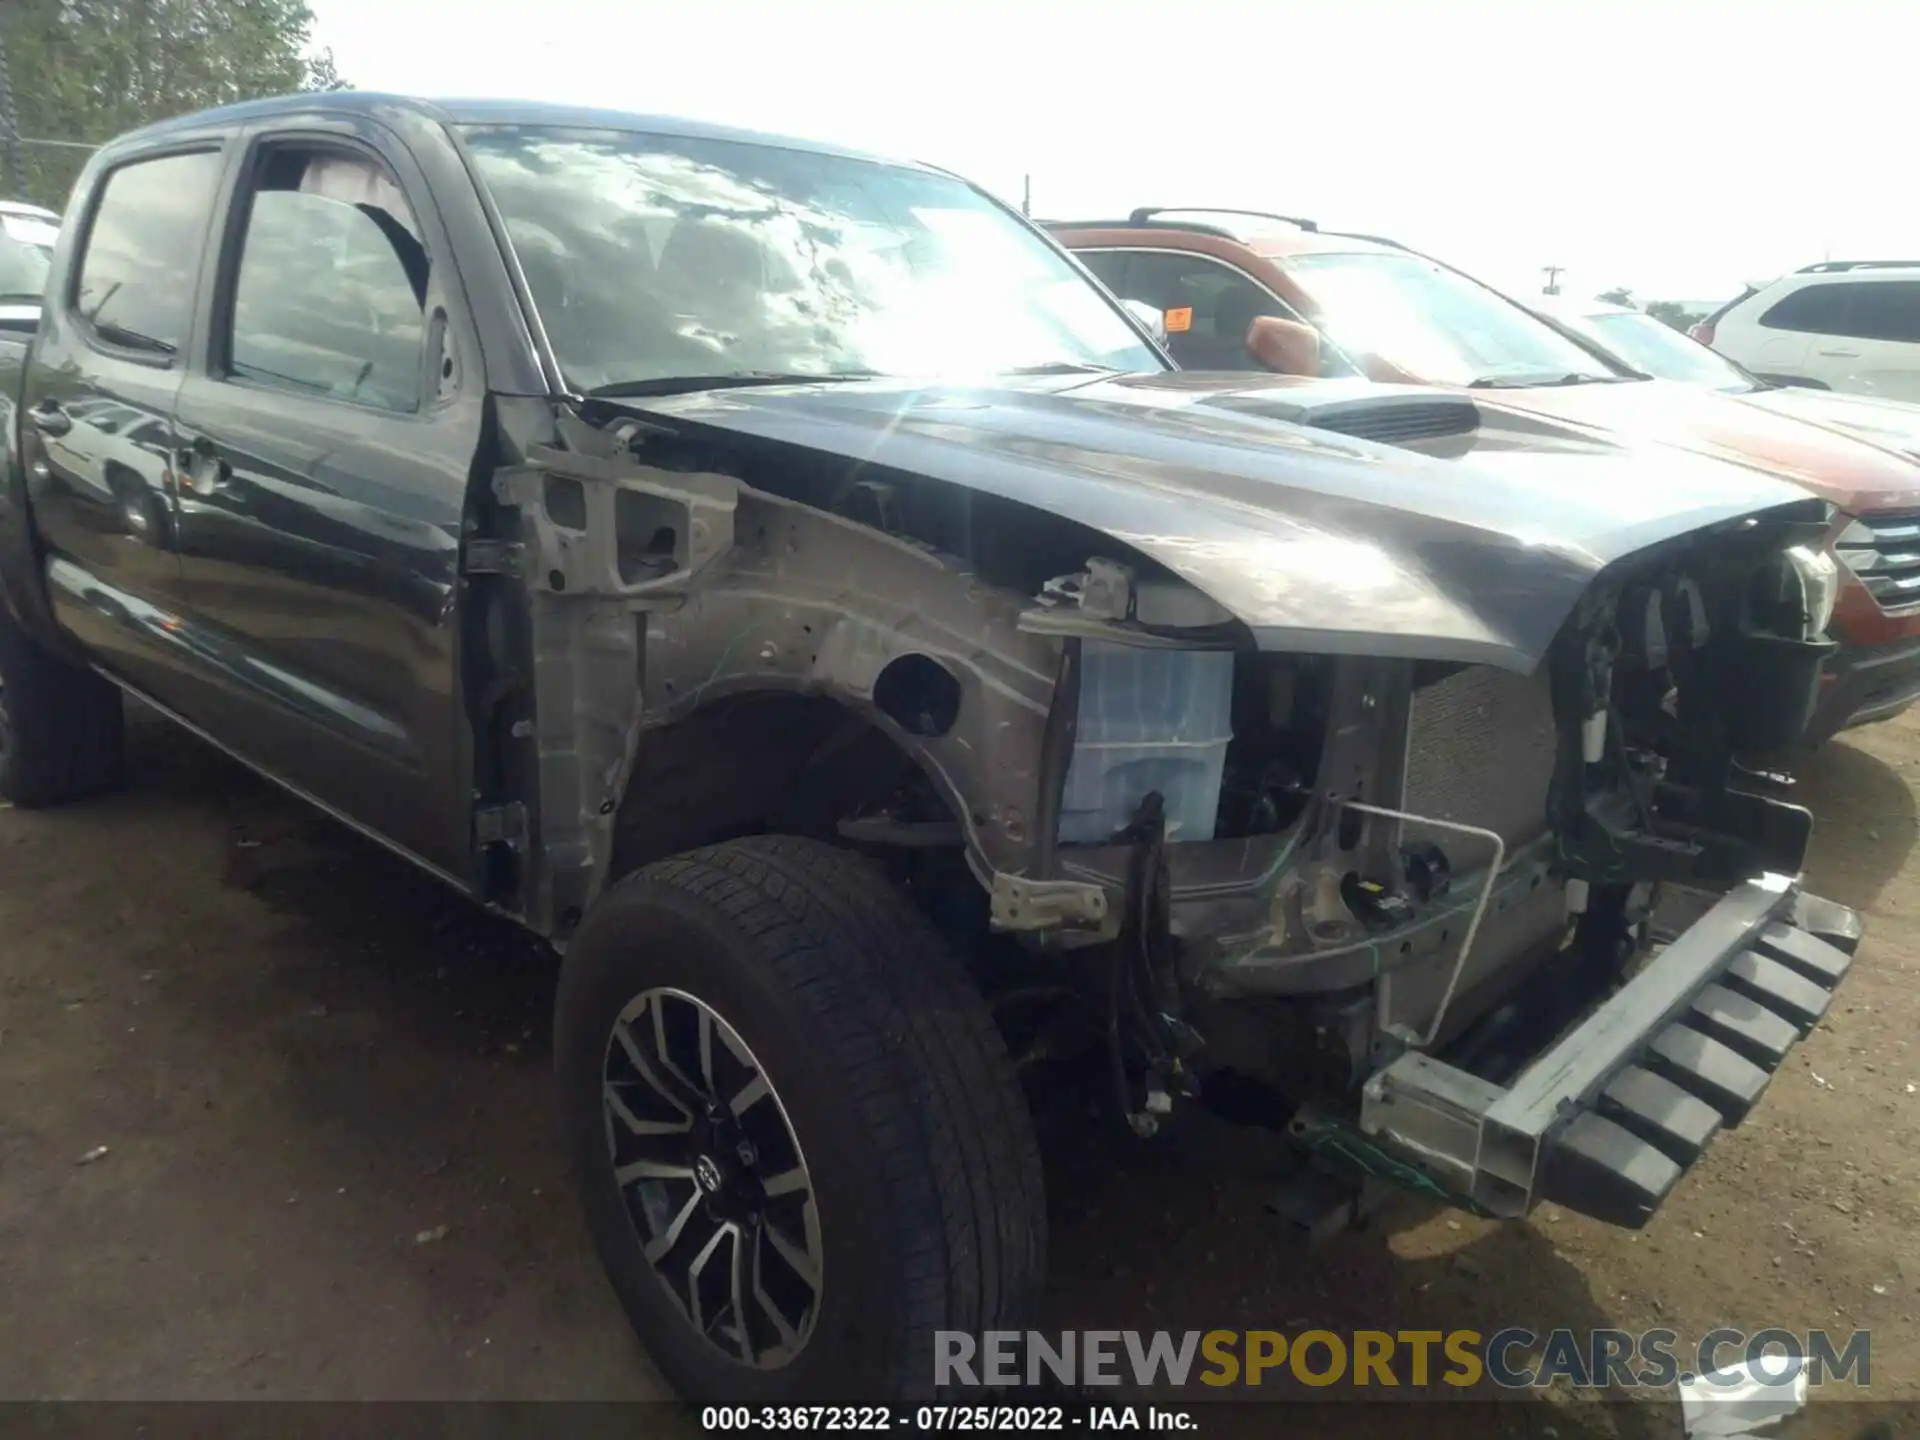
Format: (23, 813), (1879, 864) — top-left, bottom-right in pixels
(1, 707), (1917, 1437)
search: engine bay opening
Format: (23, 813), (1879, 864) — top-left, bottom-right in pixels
(1215, 652), (1330, 840)
(1549, 513), (1838, 892)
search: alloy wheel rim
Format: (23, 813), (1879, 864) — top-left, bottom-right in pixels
(601, 986), (823, 1369)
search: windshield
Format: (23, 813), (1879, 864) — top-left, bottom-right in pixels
(1283, 250), (1619, 387)
(0, 212), (56, 302)
(1576, 311), (1755, 391)
(459, 126), (1162, 392)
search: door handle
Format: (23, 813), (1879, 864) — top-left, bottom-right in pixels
(28, 401), (71, 438)
(1817, 348), (1861, 358)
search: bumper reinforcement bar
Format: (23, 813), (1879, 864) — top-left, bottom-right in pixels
(1358, 878), (1861, 1227)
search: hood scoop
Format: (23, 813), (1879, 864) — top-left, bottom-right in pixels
(1232, 391), (1483, 448)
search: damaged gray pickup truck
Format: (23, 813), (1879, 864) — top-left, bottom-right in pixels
(0, 93), (1864, 1403)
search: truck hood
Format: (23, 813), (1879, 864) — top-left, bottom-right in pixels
(615, 371), (1813, 673)
(1473, 378), (1920, 516)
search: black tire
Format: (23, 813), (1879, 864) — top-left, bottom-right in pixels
(0, 604), (125, 807)
(555, 834), (1045, 1404)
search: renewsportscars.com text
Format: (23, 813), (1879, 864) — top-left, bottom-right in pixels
(936, 1327), (1871, 1390)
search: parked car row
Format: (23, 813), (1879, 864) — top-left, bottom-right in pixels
(1536, 291), (1920, 464)
(1045, 209), (1920, 748)
(0, 100), (1879, 1406)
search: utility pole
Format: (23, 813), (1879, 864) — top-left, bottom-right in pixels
(1022, 174), (1032, 218)
(0, 6), (26, 198)
(1541, 265), (1564, 296)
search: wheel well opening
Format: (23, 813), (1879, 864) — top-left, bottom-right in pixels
(609, 691), (965, 884)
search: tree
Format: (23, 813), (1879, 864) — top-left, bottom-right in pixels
(1596, 287), (1636, 308)
(1645, 300), (1708, 333)
(3, 0), (346, 209)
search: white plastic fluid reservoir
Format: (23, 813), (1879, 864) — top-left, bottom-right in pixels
(1057, 642), (1235, 844)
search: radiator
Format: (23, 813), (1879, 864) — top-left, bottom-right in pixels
(1401, 665), (1559, 871)
(1389, 664), (1567, 1039)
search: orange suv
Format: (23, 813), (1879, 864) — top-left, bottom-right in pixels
(1048, 209), (1920, 747)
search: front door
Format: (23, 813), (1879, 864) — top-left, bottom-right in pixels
(21, 146), (224, 699)
(169, 123), (485, 875)
(1839, 279), (1920, 402)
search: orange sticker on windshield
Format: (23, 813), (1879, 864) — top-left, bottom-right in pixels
(1164, 306), (1193, 333)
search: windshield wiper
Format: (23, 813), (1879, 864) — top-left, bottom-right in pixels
(1004, 361), (1120, 376)
(89, 320), (175, 356)
(1468, 372), (1624, 389)
(586, 371), (880, 399)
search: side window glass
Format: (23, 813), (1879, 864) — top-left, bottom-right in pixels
(1760, 284), (1851, 335)
(1851, 283), (1920, 345)
(1118, 251), (1288, 370)
(1076, 250), (1130, 292)
(74, 150), (223, 356)
(227, 148), (428, 413)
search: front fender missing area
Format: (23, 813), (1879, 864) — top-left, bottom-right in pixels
(498, 438), (1064, 937)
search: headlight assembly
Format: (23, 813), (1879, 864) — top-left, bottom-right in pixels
(1747, 543), (1839, 642)
(1781, 544), (1840, 640)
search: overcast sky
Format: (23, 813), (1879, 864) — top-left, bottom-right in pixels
(305, 0), (1912, 307)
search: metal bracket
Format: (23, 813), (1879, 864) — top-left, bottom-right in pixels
(990, 872), (1110, 932)
(1338, 798), (1507, 1051)
(521, 444), (739, 601)
(463, 539), (524, 577)
(474, 801), (528, 849)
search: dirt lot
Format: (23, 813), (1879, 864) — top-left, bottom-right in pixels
(2, 705), (1918, 1436)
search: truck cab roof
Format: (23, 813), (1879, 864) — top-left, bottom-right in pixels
(115, 90), (923, 172)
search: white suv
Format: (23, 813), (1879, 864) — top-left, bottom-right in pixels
(1695, 261), (1920, 401)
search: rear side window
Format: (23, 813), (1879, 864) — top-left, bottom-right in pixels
(73, 150), (223, 357)
(1761, 279), (1920, 343)
(1761, 283), (1855, 335)
(225, 146), (429, 412)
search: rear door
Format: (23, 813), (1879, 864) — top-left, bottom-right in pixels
(1747, 281), (1854, 390)
(168, 118), (484, 874)
(21, 144), (224, 700)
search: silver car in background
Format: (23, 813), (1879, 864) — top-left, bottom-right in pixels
(1530, 293), (1920, 463)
